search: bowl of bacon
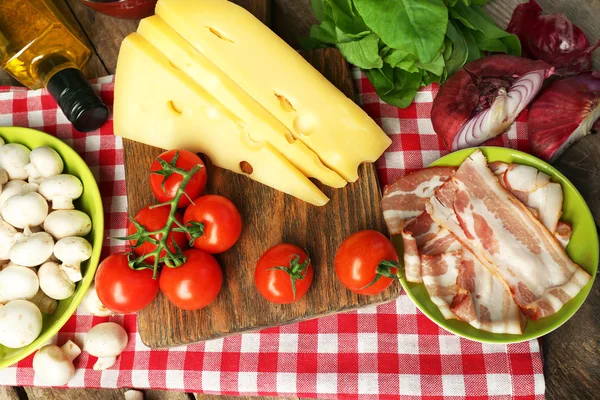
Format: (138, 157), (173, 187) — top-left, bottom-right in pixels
(382, 147), (597, 343)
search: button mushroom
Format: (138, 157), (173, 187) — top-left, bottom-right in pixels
(44, 210), (92, 240)
(30, 288), (58, 314)
(54, 236), (92, 283)
(0, 299), (43, 348)
(0, 180), (39, 209)
(0, 168), (8, 187)
(0, 265), (39, 303)
(38, 174), (83, 210)
(1, 191), (48, 229)
(24, 146), (64, 184)
(84, 322), (128, 370)
(38, 261), (74, 300)
(9, 230), (54, 267)
(124, 390), (144, 400)
(0, 219), (17, 261)
(82, 282), (112, 317)
(33, 340), (81, 386)
(0, 143), (31, 180)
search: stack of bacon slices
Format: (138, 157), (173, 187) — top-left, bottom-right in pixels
(382, 150), (592, 335)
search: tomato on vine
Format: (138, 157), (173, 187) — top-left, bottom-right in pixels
(334, 230), (401, 295)
(255, 244), (313, 304)
(150, 149), (207, 208)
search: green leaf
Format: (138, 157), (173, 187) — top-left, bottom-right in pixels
(365, 66), (423, 108)
(298, 36), (329, 50)
(449, 6), (476, 30)
(417, 52), (445, 76)
(311, 0), (326, 22)
(458, 23), (482, 61)
(309, 22), (337, 45)
(383, 49), (419, 72)
(353, 0), (448, 63)
(444, 20), (468, 75)
(336, 33), (383, 69)
(324, 0), (370, 36)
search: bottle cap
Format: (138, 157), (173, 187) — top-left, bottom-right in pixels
(47, 68), (110, 132)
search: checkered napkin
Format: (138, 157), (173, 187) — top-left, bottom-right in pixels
(0, 72), (544, 399)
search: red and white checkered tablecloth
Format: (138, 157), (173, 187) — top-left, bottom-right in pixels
(0, 72), (544, 399)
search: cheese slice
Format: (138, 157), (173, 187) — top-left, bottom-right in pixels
(114, 33), (329, 206)
(155, 0), (391, 182)
(137, 16), (346, 189)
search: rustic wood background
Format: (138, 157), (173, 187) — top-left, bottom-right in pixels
(0, 0), (598, 399)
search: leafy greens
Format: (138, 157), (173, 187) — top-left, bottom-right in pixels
(305, 0), (521, 108)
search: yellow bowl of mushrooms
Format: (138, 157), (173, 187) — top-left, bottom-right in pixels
(0, 127), (104, 369)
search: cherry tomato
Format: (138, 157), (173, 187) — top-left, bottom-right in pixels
(150, 149), (207, 208)
(255, 244), (313, 304)
(128, 205), (187, 264)
(334, 230), (400, 295)
(182, 195), (242, 254)
(95, 253), (159, 313)
(159, 249), (223, 310)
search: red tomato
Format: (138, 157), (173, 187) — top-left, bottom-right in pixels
(128, 205), (187, 264)
(255, 244), (313, 304)
(95, 253), (159, 313)
(150, 149), (207, 208)
(159, 249), (223, 310)
(182, 195), (242, 254)
(334, 230), (400, 295)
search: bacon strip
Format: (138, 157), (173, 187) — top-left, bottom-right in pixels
(427, 150), (591, 320)
(421, 252), (462, 320)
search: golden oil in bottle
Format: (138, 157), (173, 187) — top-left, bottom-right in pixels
(0, 0), (108, 131)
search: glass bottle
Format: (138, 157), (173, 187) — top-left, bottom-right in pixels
(0, 0), (109, 132)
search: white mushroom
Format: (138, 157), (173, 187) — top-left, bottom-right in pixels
(30, 289), (58, 314)
(82, 282), (112, 317)
(0, 168), (8, 187)
(33, 340), (81, 386)
(124, 390), (144, 400)
(24, 146), (64, 184)
(0, 265), (39, 303)
(0, 299), (42, 348)
(38, 261), (75, 300)
(54, 237), (92, 282)
(44, 210), (92, 240)
(9, 230), (54, 267)
(0, 180), (38, 209)
(84, 322), (128, 370)
(0, 143), (31, 180)
(1, 191), (48, 229)
(0, 219), (17, 260)
(38, 174), (83, 210)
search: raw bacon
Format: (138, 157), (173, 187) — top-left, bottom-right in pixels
(382, 167), (455, 235)
(427, 150), (591, 320)
(421, 251), (462, 320)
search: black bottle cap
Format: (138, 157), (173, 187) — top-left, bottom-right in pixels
(47, 68), (110, 132)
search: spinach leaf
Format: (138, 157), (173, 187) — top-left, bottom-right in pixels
(365, 66), (423, 108)
(353, 0), (448, 63)
(337, 33), (384, 69)
(311, 0), (326, 22)
(383, 49), (419, 72)
(457, 21), (482, 61)
(444, 20), (468, 75)
(417, 52), (446, 76)
(326, 0), (370, 35)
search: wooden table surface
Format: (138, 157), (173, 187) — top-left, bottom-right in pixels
(1, 0), (599, 399)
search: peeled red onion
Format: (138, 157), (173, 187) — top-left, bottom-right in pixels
(529, 73), (600, 162)
(431, 55), (552, 151)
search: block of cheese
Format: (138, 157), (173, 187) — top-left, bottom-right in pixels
(155, 0), (391, 182)
(114, 33), (329, 206)
(137, 16), (346, 189)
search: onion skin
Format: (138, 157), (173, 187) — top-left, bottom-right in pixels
(432, 55), (552, 150)
(507, 0), (600, 76)
(529, 73), (600, 162)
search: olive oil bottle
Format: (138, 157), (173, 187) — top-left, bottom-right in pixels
(0, 0), (109, 131)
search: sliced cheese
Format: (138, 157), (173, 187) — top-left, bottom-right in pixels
(155, 0), (391, 182)
(137, 16), (346, 189)
(114, 33), (329, 206)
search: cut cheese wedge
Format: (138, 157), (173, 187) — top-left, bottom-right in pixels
(114, 33), (329, 206)
(137, 16), (346, 189)
(155, 0), (391, 182)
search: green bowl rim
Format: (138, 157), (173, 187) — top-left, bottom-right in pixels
(397, 146), (598, 344)
(0, 127), (104, 369)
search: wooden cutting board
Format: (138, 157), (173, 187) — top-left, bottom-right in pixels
(123, 0), (401, 348)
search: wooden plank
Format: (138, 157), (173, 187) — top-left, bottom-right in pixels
(24, 387), (125, 400)
(0, 386), (20, 400)
(272, 0), (315, 48)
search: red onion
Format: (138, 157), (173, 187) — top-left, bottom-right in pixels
(507, 0), (600, 76)
(431, 55), (552, 151)
(529, 73), (600, 162)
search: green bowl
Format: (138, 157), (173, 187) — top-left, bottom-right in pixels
(0, 127), (104, 369)
(395, 147), (598, 343)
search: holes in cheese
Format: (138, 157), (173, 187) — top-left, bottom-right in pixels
(114, 33), (330, 206)
(167, 100), (183, 116)
(239, 161), (253, 174)
(206, 26), (233, 43)
(135, 15), (346, 189)
(155, 0), (392, 182)
(284, 131), (296, 144)
(274, 92), (295, 112)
